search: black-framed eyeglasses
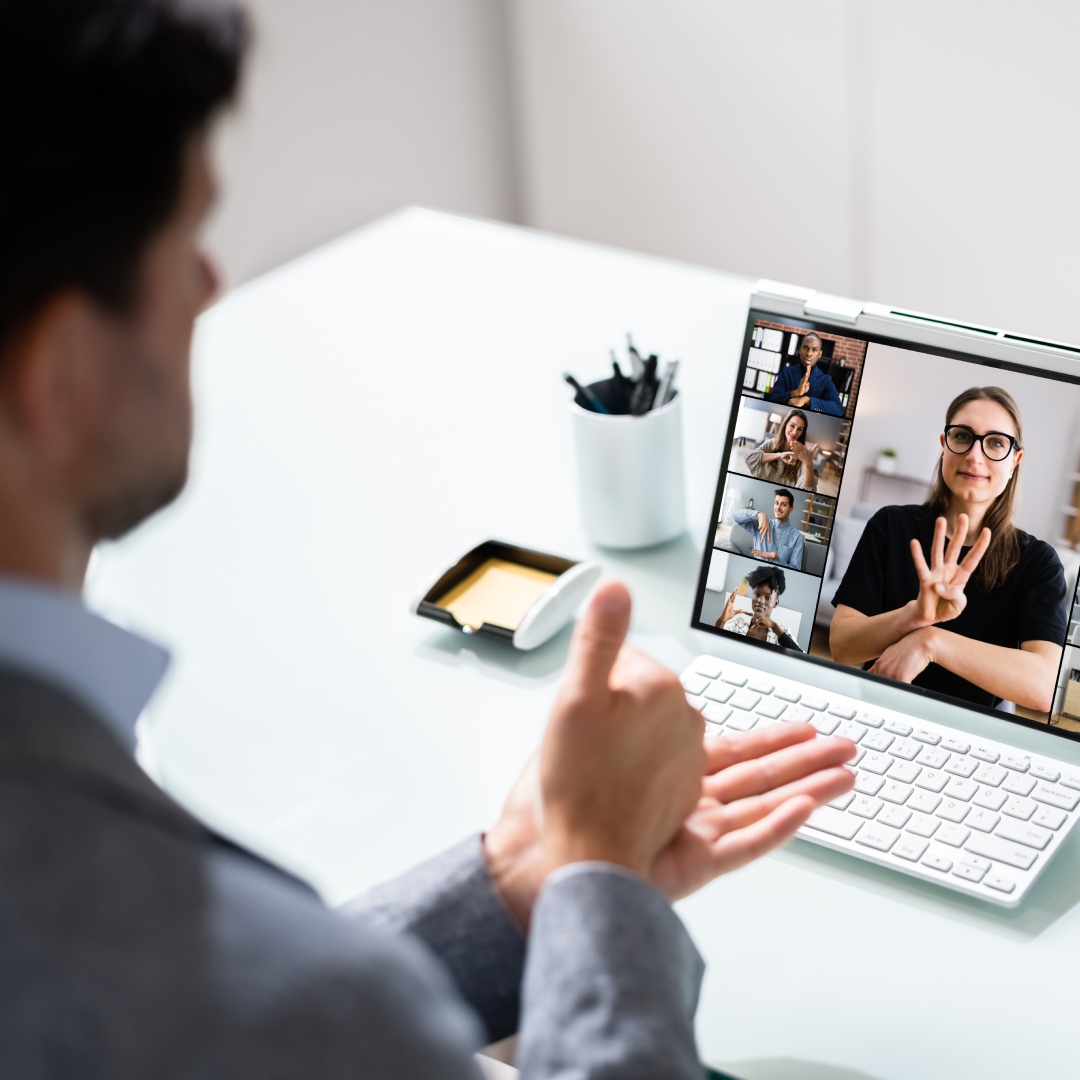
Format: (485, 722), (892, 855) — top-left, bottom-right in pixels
(944, 424), (1020, 461)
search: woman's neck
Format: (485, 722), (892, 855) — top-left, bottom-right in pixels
(944, 499), (987, 543)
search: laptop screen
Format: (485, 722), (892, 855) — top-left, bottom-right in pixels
(691, 309), (1080, 741)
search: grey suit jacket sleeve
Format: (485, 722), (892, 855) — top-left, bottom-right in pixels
(342, 836), (526, 1042)
(518, 867), (705, 1079)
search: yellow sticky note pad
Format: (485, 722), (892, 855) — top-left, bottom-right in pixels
(435, 558), (557, 631)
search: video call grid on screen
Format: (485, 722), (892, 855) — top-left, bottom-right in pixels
(691, 309), (1080, 742)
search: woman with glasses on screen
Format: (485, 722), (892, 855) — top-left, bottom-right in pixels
(743, 408), (818, 491)
(830, 386), (1066, 713)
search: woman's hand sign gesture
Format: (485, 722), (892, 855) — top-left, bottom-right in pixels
(910, 514), (991, 627)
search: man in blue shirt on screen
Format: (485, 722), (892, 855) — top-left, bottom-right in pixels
(767, 332), (843, 415)
(733, 489), (805, 570)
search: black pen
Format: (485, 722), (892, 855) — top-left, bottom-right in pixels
(610, 353), (631, 413)
(629, 355), (657, 415)
(565, 372), (610, 414)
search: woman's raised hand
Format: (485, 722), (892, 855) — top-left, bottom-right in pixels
(910, 514), (991, 626)
(790, 440), (815, 465)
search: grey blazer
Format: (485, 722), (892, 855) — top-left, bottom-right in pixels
(0, 669), (705, 1078)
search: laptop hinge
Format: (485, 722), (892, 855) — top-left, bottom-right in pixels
(803, 292), (864, 325)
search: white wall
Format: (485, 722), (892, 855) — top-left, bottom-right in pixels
(205, 0), (519, 287)
(509, 0), (1080, 343)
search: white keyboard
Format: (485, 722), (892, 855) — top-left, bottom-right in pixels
(681, 655), (1080, 907)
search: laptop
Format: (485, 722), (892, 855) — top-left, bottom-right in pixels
(684, 279), (1080, 906)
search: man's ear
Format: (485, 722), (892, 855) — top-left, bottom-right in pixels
(1, 293), (110, 464)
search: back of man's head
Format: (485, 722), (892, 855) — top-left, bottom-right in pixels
(0, 0), (248, 357)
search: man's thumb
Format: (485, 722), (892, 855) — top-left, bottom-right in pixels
(565, 580), (631, 697)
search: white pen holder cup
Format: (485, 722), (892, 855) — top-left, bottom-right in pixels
(569, 381), (686, 549)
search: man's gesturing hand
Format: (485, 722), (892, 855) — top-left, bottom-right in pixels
(541, 581), (705, 878)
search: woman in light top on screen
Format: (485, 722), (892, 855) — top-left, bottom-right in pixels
(830, 386), (1066, 712)
(743, 408), (817, 492)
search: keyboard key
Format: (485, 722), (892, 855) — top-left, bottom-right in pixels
(1032, 783), (1080, 812)
(888, 739), (921, 761)
(959, 853), (991, 873)
(704, 721), (725, 739)
(917, 747), (949, 769)
(835, 720), (866, 743)
(970, 746), (1000, 764)
(1030, 763), (1060, 783)
(704, 683), (735, 704)
(1002, 796), (1036, 820)
(944, 757), (978, 778)
(802, 695), (828, 711)
(880, 780), (912, 805)
(953, 862), (986, 884)
(726, 712), (758, 732)
(943, 777), (977, 802)
(885, 718), (913, 736)
(850, 796), (882, 819)
(830, 790), (855, 810)
(996, 819), (1052, 851)
(985, 873), (1016, 894)
(973, 763), (1006, 787)
(861, 752), (893, 775)
(730, 690), (761, 712)
(686, 695), (705, 710)
(811, 713), (841, 736)
(681, 674), (710, 696)
(908, 789), (942, 814)
(972, 787), (1007, 811)
(912, 728), (942, 745)
(965, 834), (1038, 871)
(937, 824), (970, 847)
(941, 736), (971, 754)
(774, 686), (801, 703)
(856, 822), (900, 852)
(828, 705), (856, 720)
(747, 676), (775, 694)
(967, 810), (1000, 833)
(1033, 806), (1068, 830)
(855, 772), (886, 796)
(856, 710), (884, 728)
(864, 730), (894, 752)
(848, 746), (866, 766)
(936, 799), (970, 824)
(722, 671), (749, 686)
(906, 813), (940, 838)
(1002, 773), (1036, 797)
(893, 836), (928, 861)
(1059, 774), (1080, 791)
(878, 805), (911, 829)
(889, 760), (921, 784)
(756, 699), (788, 720)
(805, 806), (863, 839)
(703, 702), (731, 725)
(914, 770), (948, 793)
(693, 656), (724, 678)
(784, 705), (814, 723)
(922, 851), (953, 872)
(1001, 755), (1031, 773)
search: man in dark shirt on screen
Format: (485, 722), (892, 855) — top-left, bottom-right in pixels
(768, 332), (844, 416)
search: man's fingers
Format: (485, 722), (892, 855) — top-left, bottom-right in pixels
(703, 722), (816, 774)
(705, 795), (818, 876)
(910, 537), (932, 582)
(562, 581), (631, 701)
(959, 526), (992, 573)
(704, 733), (856, 803)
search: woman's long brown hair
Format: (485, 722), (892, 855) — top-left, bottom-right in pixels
(763, 407), (810, 486)
(924, 386), (1022, 591)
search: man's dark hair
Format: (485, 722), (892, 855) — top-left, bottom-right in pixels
(774, 488), (794, 507)
(0, 0), (249, 353)
(746, 565), (785, 597)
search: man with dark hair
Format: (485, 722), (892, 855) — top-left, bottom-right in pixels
(767, 332), (843, 416)
(0, 1), (852, 1074)
(731, 487), (805, 569)
(716, 565), (804, 651)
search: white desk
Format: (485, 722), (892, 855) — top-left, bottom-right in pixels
(88, 208), (1080, 1080)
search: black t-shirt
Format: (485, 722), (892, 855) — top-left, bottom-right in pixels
(832, 504), (1068, 709)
